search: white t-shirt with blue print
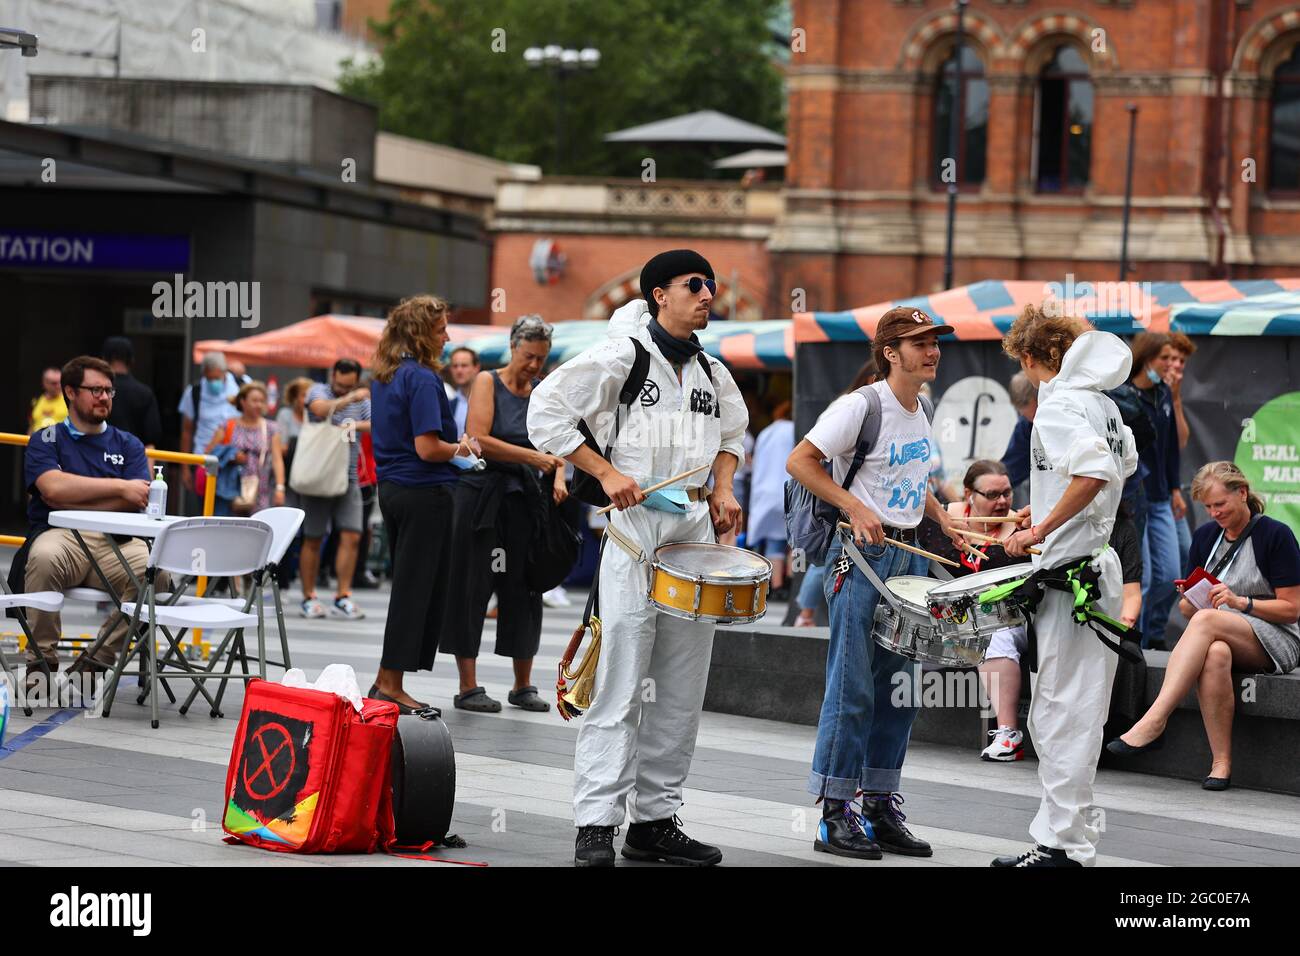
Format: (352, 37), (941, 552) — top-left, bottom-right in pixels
(805, 380), (933, 529)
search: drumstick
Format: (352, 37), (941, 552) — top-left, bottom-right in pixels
(836, 523), (961, 568)
(954, 516), (1022, 523)
(958, 528), (1042, 556)
(594, 463), (712, 516)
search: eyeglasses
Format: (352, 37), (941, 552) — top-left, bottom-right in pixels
(663, 277), (717, 296)
(972, 488), (1013, 501)
(74, 386), (116, 399)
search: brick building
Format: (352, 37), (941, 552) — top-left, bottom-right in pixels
(489, 178), (782, 325)
(773, 0), (1300, 311)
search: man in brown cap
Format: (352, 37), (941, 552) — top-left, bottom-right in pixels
(787, 306), (968, 860)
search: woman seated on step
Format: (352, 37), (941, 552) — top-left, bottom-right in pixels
(1106, 462), (1300, 791)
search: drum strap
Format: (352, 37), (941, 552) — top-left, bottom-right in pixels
(979, 554), (1141, 671)
(838, 532), (902, 610)
(604, 521), (646, 564)
(583, 539), (604, 626)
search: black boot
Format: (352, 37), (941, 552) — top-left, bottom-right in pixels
(574, 826), (616, 867)
(622, 815), (722, 866)
(990, 844), (1082, 868)
(861, 792), (932, 857)
(814, 799), (882, 860)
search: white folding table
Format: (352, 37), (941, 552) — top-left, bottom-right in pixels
(46, 511), (221, 717)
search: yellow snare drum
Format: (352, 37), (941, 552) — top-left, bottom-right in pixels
(648, 543), (772, 625)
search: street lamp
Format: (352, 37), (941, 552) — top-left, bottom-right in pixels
(0, 27), (39, 56)
(942, 0), (968, 292)
(1119, 103), (1139, 282)
(525, 44), (601, 173)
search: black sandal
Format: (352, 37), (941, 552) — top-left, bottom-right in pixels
(368, 685), (430, 716)
(507, 685), (550, 712)
(454, 686), (502, 713)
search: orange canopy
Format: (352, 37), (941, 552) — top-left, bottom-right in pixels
(192, 314), (493, 369)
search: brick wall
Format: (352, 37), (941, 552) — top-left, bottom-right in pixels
(489, 233), (773, 324)
(775, 0), (1300, 309)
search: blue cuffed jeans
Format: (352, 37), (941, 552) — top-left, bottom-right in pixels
(808, 536), (927, 800)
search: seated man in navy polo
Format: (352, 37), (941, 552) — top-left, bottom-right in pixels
(20, 355), (154, 686)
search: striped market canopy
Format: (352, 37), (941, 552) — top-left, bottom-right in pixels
(1167, 287), (1300, 336)
(793, 279), (1300, 343)
(455, 319), (794, 371)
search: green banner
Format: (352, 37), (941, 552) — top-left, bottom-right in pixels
(1235, 391), (1300, 540)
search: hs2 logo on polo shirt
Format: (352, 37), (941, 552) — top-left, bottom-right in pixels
(103, 452), (125, 466)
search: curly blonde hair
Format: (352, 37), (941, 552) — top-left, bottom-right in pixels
(372, 295), (450, 383)
(1001, 304), (1087, 372)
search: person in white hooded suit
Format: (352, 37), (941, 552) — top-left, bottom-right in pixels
(995, 307), (1139, 868)
(528, 249), (747, 867)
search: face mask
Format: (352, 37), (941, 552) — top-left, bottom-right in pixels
(1146, 368), (1162, 385)
(206, 378), (225, 396)
(643, 488), (691, 514)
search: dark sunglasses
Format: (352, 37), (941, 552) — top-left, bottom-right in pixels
(971, 487), (1013, 501)
(663, 277), (717, 296)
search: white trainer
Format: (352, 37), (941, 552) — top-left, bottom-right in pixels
(542, 587), (572, 608)
(981, 727), (1025, 762)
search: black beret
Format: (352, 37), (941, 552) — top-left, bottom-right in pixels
(639, 249), (715, 314)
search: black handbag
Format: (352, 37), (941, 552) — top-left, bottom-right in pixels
(526, 495), (582, 593)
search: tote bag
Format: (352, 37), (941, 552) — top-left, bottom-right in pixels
(289, 419), (349, 498)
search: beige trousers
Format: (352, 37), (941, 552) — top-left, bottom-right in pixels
(22, 529), (156, 668)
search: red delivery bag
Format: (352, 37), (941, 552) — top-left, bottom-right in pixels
(222, 679), (399, 853)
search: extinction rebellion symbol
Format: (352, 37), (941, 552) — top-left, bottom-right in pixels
(243, 722), (295, 800)
(234, 711), (313, 820)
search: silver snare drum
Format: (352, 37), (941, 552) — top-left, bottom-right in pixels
(925, 563), (1034, 661)
(871, 575), (984, 668)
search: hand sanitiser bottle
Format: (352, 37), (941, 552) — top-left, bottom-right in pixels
(147, 465), (168, 517)
(451, 451), (486, 472)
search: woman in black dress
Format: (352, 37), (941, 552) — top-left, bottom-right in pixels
(442, 316), (568, 713)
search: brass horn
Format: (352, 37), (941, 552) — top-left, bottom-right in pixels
(557, 615), (602, 721)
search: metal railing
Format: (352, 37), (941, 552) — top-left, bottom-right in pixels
(0, 431), (219, 534)
(0, 432), (220, 656)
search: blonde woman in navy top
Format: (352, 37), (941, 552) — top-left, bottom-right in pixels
(1108, 462), (1300, 789)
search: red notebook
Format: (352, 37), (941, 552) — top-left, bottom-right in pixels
(1178, 566), (1220, 610)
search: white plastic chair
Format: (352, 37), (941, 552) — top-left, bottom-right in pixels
(173, 507), (304, 670)
(118, 517), (273, 728)
(0, 589), (64, 716)
(173, 508), (305, 719)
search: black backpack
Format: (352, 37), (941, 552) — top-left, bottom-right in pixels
(569, 337), (715, 507)
(1105, 383), (1156, 455)
(783, 386), (933, 565)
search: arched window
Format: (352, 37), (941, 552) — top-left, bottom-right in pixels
(932, 46), (988, 188)
(1035, 45), (1093, 192)
(1269, 44), (1300, 192)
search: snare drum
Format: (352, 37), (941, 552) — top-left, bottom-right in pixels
(648, 543), (772, 625)
(872, 576), (993, 667)
(925, 564), (1035, 660)
(871, 576), (942, 662)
